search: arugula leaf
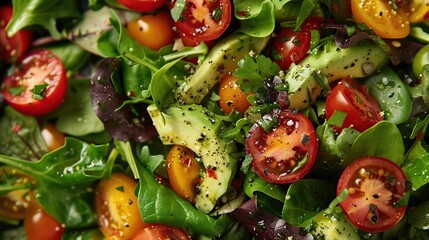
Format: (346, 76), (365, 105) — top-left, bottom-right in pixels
(137, 163), (233, 237)
(7, 0), (81, 39)
(0, 107), (48, 161)
(295, 0), (318, 31)
(233, 55), (281, 93)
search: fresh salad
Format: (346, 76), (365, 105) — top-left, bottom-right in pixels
(1, 0), (429, 239)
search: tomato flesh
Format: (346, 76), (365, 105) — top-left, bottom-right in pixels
(171, 0), (232, 42)
(1, 49), (67, 116)
(270, 17), (322, 70)
(0, 5), (33, 63)
(337, 157), (409, 232)
(326, 77), (383, 133)
(132, 224), (191, 240)
(246, 110), (318, 184)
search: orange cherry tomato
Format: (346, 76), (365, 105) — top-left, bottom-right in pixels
(218, 74), (252, 116)
(94, 173), (147, 239)
(132, 224), (191, 240)
(166, 145), (201, 202)
(351, 0), (410, 39)
(24, 209), (65, 240)
(40, 123), (66, 152)
(0, 166), (39, 220)
(127, 11), (176, 51)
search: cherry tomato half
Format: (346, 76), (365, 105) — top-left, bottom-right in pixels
(246, 110), (318, 184)
(1, 49), (67, 116)
(24, 208), (65, 240)
(40, 123), (66, 152)
(218, 74), (252, 116)
(0, 5), (33, 64)
(270, 16), (322, 70)
(117, 0), (167, 12)
(94, 173), (147, 239)
(326, 77), (383, 133)
(337, 156), (409, 233)
(170, 0), (232, 42)
(166, 145), (201, 203)
(351, 0), (410, 39)
(0, 166), (39, 220)
(127, 11), (176, 51)
(132, 224), (191, 240)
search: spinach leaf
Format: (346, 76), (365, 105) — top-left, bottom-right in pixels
(7, 0), (81, 39)
(344, 121), (405, 166)
(282, 179), (336, 226)
(49, 79), (105, 137)
(403, 150), (429, 191)
(0, 107), (48, 161)
(243, 171), (286, 202)
(0, 138), (111, 227)
(45, 42), (92, 73)
(137, 163), (232, 237)
(408, 201), (429, 229)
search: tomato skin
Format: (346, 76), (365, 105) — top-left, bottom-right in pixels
(127, 11), (176, 51)
(337, 156), (408, 233)
(24, 209), (65, 240)
(351, 0), (410, 39)
(326, 77), (383, 133)
(117, 0), (167, 12)
(0, 5), (33, 64)
(171, 0), (232, 42)
(40, 123), (66, 152)
(218, 74), (251, 115)
(1, 49), (67, 116)
(94, 173), (147, 240)
(270, 17), (322, 70)
(246, 110), (318, 184)
(132, 224), (191, 240)
(0, 166), (39, 220)
(166, 145), (201, 202)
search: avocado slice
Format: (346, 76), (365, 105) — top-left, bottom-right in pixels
(299, 39), (389, 82)
(147, 104), (238, 214)
(175, 32), (270, 105)
(300, 210), (360, 240)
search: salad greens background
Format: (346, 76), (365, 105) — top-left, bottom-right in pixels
(1, 0), (429, 239)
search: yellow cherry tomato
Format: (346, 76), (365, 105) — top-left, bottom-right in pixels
(94, 173), (147, 240)
(40, 123), (66, 152)
(166, 145), (201, 203)
(127, 11), (176, 51)
(351, 0), (410, 39)
(218, 74), (252, 116)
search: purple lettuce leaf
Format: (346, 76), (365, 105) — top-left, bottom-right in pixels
(230, 196), (314, 240)
(90, 57), (157, 142)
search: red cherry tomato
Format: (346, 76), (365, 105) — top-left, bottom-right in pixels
(270, 17), (322, 70)
(24, 209), (65, 240)
(170, 0), (232, 42)
(0, 5), (33, 63)
(218, 74), (252, 115)
(325, 77), (383, 133)
(246, 110), (318, 184)
(1, 49), (67, 116)
(127, 11), (176, 51)
(337, 156), (409, 233)
(132, 224), (191, 240)
(117, 0), (167, 12)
